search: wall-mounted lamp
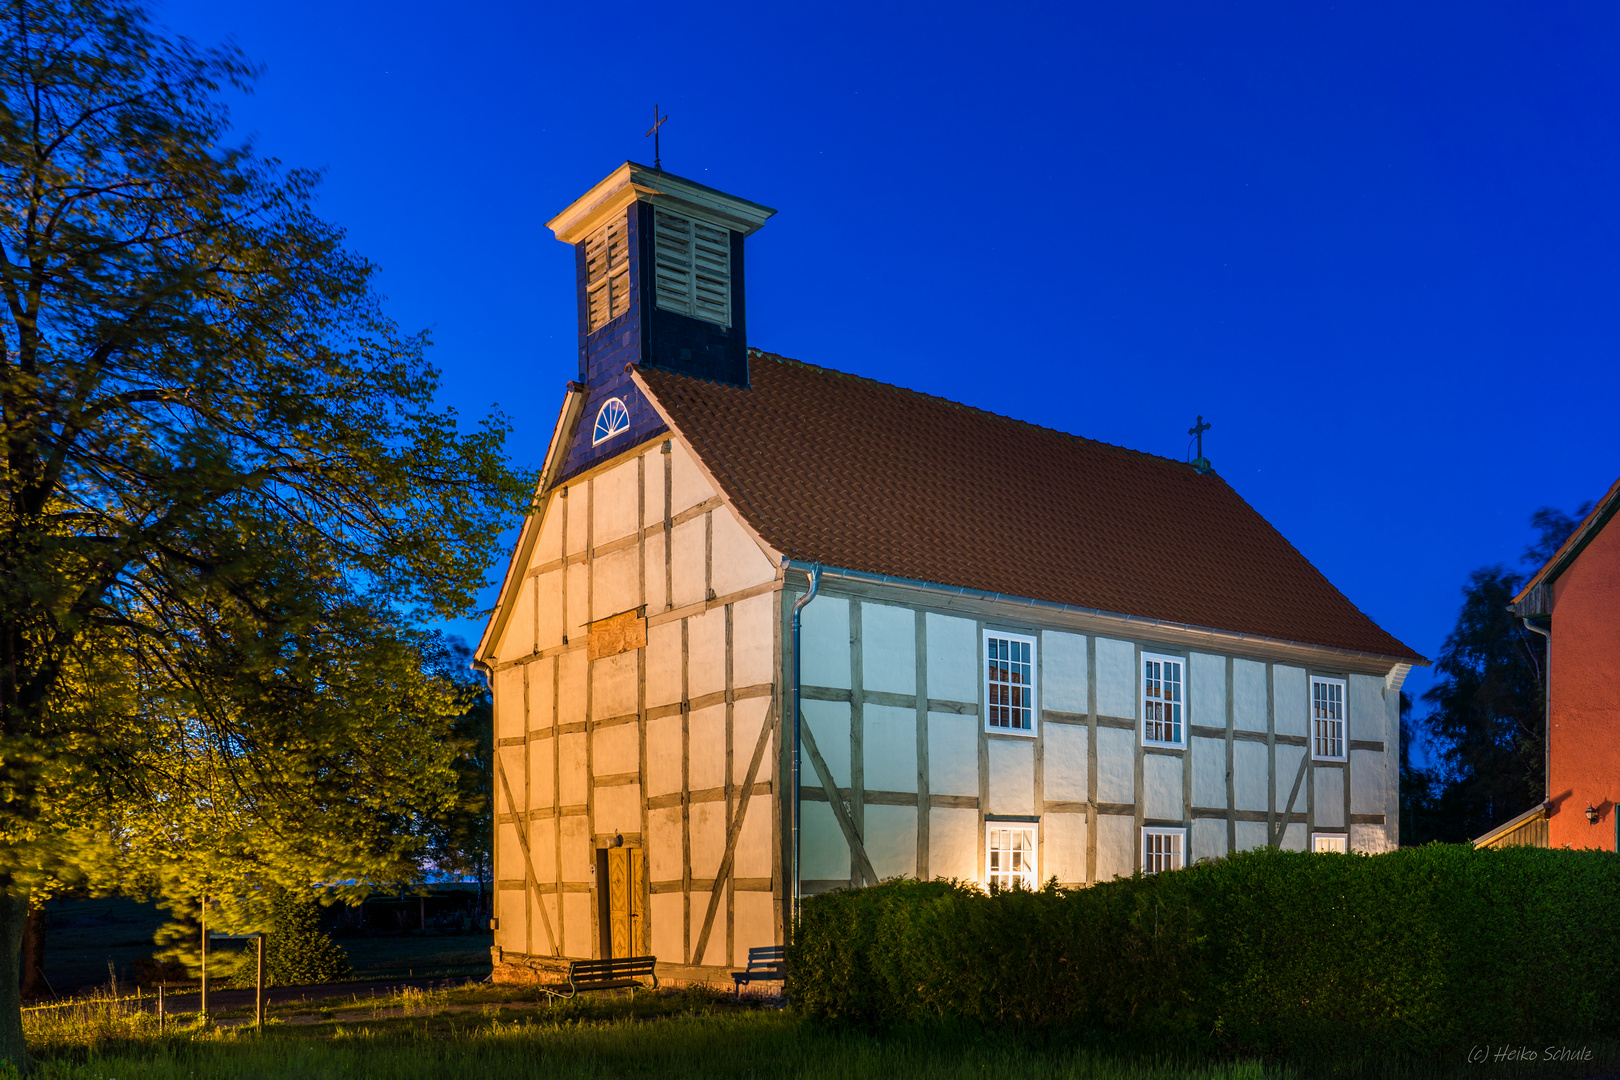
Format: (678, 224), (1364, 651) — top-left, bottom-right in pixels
(613, 833), (625, 848)
(1586, 804), (1600, 825)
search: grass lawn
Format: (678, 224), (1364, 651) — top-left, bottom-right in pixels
(17, 984), (1620, 1080)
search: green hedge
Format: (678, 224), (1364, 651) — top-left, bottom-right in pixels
(788, 845), (1620, 1056)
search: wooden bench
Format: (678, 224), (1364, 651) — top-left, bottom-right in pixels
(540, 955), (659, 1000)
(731, 945), (786, 996)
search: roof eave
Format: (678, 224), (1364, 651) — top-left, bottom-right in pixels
(1511, 473), (1620, 610)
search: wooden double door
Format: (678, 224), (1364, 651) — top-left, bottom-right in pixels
(599, 846), (645, 958)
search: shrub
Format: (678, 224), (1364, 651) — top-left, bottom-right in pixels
(262, 887), (352, 987)
(788, 845), (1620, 1058)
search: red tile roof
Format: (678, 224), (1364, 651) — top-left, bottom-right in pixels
(639, 352), (1423, 662)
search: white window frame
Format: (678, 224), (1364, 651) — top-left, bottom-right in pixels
(1312, 832), (1348, 853)
(985, 821), (1039, 891)
(1141, 652), (1186, 748)
(982, 630), (1038, 737)
(592, 397), (631, 446)
(1142, 827), (1185, 874)
(1310, 675), (1348, 761)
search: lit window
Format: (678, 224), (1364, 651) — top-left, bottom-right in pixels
(984, 631), (1036, 734)
(1142, 828), (1184, 874)
(1312, 833), (1348, 853)
(986, 824), (1037, 890)
(592, 397), (630, 445)
(1311, 676), (1347, 760)
(585, 216), (631, 332)
(653, 207), (730, 326)
(1142, 653), (1184, 746)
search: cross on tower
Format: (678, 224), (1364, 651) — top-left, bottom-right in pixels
(646, 106), (669, 170)
(1188, 415), (1212, 474)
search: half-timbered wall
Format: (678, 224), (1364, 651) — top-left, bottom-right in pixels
(790, 585), (1402, 891)
(489, 435), (783, 971)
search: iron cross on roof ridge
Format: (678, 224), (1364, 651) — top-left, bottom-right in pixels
(1189, 415), (1212, 474)
(646, 106), (668, 170)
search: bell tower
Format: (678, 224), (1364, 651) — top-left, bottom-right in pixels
(546, 163), (775, 481)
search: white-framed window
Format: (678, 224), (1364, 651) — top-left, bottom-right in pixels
(1312, 833), (1348, 853)
(983, 630), (1037, 735)
(584, 215), (631, 332)
(653, 207), (730, 326)
(1142, 827), (1185, 874)
(986, 822), (1038, 891)
(592, 397), (630, 445)
(1142, 652), (1185, 747)
(1311, 676), (1347, 761)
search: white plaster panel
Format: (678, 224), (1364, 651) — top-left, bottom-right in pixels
(688, 704), (726, 792)
(1233, 660), (1268, 732)
(566, 562), (588, 642)
(495, 888), (525, 954)
(591, 546), (639, 622)
(1096, 814), (1136, 881)
(801, 596), (851, 690)
(1233, 740), (1268, 812)
(732, 696), (773, 777)
(1045, 814), (1086, 884)
(928, 808), (979, 882)
(593, 721), (638, 776)
(645, 622), (681, 707)
(1096, 725), (1135, 804)
(1351, 822), (1393, 854)
(557, 649), (586, 727)
(710, 509), (776, 598)
(530, 894), (558, 956)
(527, 818), (555, 880)
(563, 487), (587, 556)
(1315, 765), (1346, 828)
(592, 459), (639, 544)
(1276, 744), (1307, 814)
(865, 805), (918, 880)
(1274, 665), (1308, 738)
(1235, 820), (1269, 854)
(650, 892), (682, 963)
(593, 784), (641, 834)
(648, 806), (683, 880)
(646, 715), (681, 797)
(497, 745), (525, 811)
(732, 593), (775, 689)
(863, 704), (918, 793)
(534, 497), (564, 566)
(800, 802), (850, 880)
(562, 893), (591, 958)
(690, 800), (724, 879)
(591, 651), (637, 721)
(495, 666), (525, 741)
(803, 700), (851, 787)
(1043, 722), (1088, 802)
(987, 739), (1035, 815)
(498, 579), (535, 663)
(1350, 749), (1387, 815)
(670, 517), (706, 609)
(560, 814), (590, 883)
(642, 529), (667, 614)
(926, 613), (979, 703)
(1191, 818), (1227, 863)
(692, 892), (727, 966)
(1349, 675), (1387, 743)
(1144, 754), (1183, 821)
(861, 602), (917, 697)
(528, 737), (554, 809)
(669, 438), (716, 514)
(558, 733), (587, 807)
(1191, 737), (1226, 808)
(1190, 652), (1225, 729)
(733, 797), (772, 878)
(734, 893), (775, 960)
(1278, 822), (1307, 851)
(527, 657), (555, 731)
(928, 713), (978, 797)
(1096, 638), (1137, 719)
(497, 823), (523, 886)
(1043, 631), (1088, 714)
(687, 606), (727, 700)
(536, 569), (564, 652)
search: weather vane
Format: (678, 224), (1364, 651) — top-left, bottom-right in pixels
(646, 106), (668, 170)
(1188, 415), (1212, 474)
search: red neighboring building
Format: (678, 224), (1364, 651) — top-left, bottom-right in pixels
(1481, 477), (1620, 851)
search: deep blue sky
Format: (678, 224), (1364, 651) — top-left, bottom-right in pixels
(160, 1), (1619, 714)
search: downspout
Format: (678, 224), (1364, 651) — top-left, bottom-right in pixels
(787, 561), (821, 939)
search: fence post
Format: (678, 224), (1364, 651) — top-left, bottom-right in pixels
(158, 983), (165, 1032)
(199, 894), (208, 1020)
(256, 932), (266, 1031)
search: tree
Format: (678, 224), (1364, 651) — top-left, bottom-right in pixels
(421, 643), (492, 905)
(0, 0), (529, 1064)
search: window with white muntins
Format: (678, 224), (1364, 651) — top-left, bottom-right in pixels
(986, 823), (1038, 891)
(984, 631), (1036, 735)
(1313, 833), (1348, 853)
(1311, 676), (1347, 761)
(653, 207), (730, 326)
(584, 216), (630, 332)
(1142, 828), (1184, 874)
(1142, 653), (1184, 747)
(592, 397), (630, 445)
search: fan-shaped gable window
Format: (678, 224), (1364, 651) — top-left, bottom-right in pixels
(592, 398), (630, 445)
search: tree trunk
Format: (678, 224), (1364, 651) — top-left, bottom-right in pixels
(0, 890), (30, 1071)
(20, 901), (43, 1001)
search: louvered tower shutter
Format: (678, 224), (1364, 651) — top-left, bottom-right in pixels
(584, 216), (630, 332)
(653, 207), (730, 326)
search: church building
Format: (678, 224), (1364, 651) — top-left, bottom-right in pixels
(475, 162), (1426, 983)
